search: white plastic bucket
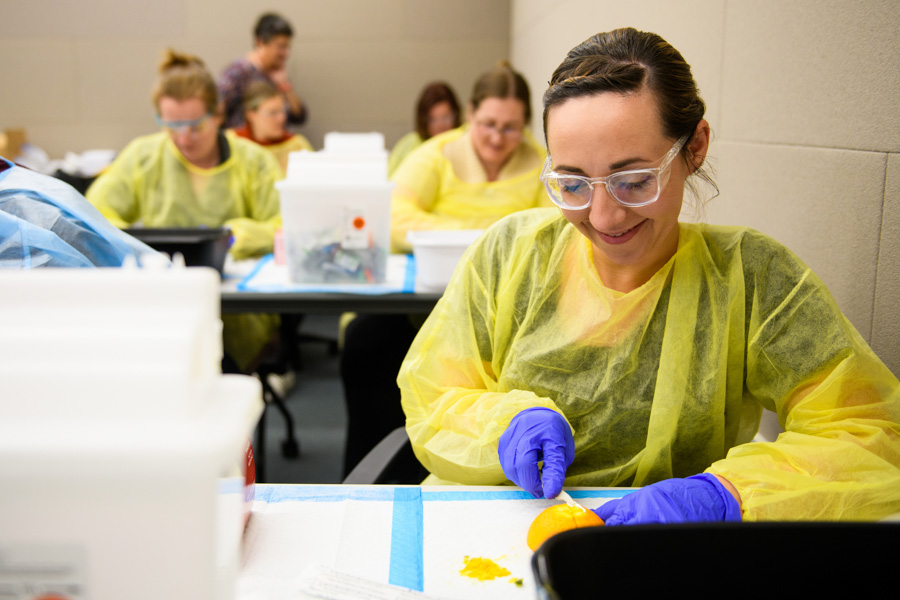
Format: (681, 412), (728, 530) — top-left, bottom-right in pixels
(407, 229), (484, 291)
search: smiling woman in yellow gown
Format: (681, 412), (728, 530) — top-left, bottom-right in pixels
(398, 29), (900, 521)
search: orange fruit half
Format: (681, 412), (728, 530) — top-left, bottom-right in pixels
(526, 502), (604, 551)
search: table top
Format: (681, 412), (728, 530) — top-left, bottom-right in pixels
(221, 288), (442, 314)
(220, 255), (443, 315)
(237, 484), (630, 600)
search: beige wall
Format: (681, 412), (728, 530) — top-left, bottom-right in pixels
(0, 0), (510, 154)
(1, 0), (897, 375)
(511, 0), (900, 376)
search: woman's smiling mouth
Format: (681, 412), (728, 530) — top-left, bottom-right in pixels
(597, 220), (646, 245)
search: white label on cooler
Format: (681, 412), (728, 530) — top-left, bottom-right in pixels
(342, 207), (370, 250)
(0, 545), (88, 599)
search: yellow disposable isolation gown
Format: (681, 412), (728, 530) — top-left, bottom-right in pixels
(387, 131), (423, 177)
(87, 130), (283, 371)
(390, 126), (551, 253)
(398, 208), (900, 521)
(263, 134), (314, 176)
(87, 130), (282, 259)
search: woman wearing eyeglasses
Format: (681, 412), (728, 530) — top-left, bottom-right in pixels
(397, 28), (900, 522)
(232, 80), (314, 175)
(87, 49), (282, 372)
(389, 61), (550, 253)
(88, 49), (282, 260)
(340, 63), (550, 478)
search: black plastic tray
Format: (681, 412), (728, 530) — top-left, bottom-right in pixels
(531, 521), (898, 598)
(124, 227), (231, 273)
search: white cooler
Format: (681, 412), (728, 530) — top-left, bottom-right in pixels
(0, 265), (262, 600)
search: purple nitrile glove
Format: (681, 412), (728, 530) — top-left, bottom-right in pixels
(592, 473), (741, 525)
(498, 407), (574, 499)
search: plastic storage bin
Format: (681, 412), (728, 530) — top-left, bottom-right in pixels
(531, 522), (899, 598)
(406, 229), (484, 291)
(276, 132), (393, 284)
(0, 266), (262, 600)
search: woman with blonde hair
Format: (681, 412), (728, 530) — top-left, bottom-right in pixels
(232, 80), (313, 174)
(88, 48), (282, 372)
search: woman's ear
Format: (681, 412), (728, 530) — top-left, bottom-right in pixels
(687, 119), (710, 173)
(465, 102), (475, 123)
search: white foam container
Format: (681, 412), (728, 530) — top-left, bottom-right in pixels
(407, 229), (484, 291)
(277, 132), (393, 284)
(0, 267), (262, 600)
(0, 267), (225, 421)
(321, 131), (386, 154)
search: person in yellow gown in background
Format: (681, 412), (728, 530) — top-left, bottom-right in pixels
(398, 28), (900, 522)
(387, 81), (461, 177)
(389, 61), (551, 253)
(232, 80), (314, 175)
(341, 62), (552, 477)
(87, 49), (282, 373)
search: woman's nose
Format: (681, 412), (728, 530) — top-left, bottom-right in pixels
(172, 129), (192, 144)
(588, 186), (628, 229)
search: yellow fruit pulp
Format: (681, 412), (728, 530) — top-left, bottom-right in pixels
(459, 556), (511, 581)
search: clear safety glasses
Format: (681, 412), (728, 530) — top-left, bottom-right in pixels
(540, 135), (689, 210)
(156, 114), (212, 136)
(474, 119), (524, 139)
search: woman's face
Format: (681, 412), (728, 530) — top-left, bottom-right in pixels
(545, 90), (707, 289)
(426, 101), (456, 138)
(246, 95), (287, 142)
(256, 34), (291, 72)
(157, 96), (221, 167)
(468, 97), (527, 174)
